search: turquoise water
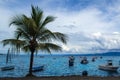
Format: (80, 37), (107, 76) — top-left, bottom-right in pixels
(0, 54), (120, 77)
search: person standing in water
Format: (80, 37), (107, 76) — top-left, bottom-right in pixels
(69, 56), (75, 66)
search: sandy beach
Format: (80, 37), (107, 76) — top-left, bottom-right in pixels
(1, 76), (120, 80)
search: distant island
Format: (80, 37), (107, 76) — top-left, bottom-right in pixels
(73, 52), (120, 56)
(0, 53), (5, 55)
(1, 51), (120, 56)
(50, 51), (120, 56)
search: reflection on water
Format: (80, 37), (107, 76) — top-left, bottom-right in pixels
(0, 55), (120, 77)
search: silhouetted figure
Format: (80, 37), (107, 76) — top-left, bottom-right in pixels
(69, 56), (75, 66)
(82, 70), (88, 76)
(100, 56), (102, 59)
(107, 60), (112, 66)
(69, 59), (74, 66)
(81, 57), (88, 64)
(92, 58), (95, 62)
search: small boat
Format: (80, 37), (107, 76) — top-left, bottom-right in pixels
(99, 60), (119, 72)
(81, 57), (88, 64)
(1, 66), (14, 71)
(32, 66), (44, 72)
(99, 65), (119, 71)
(81, 60), (88, 64)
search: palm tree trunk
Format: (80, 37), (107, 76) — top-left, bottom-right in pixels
(26, 51), (34, 76)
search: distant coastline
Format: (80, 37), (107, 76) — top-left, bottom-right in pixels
(0, 53), (5, 55)
(0, 51), (120, 56)
(36, 51), (120, 56)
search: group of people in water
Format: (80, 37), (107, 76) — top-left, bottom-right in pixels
(68, 56), (100, 67)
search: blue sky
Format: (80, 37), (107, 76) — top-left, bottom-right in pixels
(0, 0), (120, 54)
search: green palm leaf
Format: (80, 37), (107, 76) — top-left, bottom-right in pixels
(2, 39), (26, 46)
(40, 16), (55, 29)
(38, 43), (62, 53)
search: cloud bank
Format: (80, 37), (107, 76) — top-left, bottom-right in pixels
(0, 0), (120, 54)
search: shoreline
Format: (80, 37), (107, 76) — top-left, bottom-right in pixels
(1, 76), (120, 80)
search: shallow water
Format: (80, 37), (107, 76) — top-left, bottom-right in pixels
(0, 54), (120, 77)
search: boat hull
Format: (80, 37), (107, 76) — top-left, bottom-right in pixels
(32, 66), (44, 72)
(99, 65), (118, 72)
(1, 66), (14, 71)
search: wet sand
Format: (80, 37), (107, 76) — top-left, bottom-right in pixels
(1, 76), (120, 80)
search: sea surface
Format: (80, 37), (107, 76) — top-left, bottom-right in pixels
(0, 54), (120, 77)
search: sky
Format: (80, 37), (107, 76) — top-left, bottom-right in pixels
(0, 0), (120, 54)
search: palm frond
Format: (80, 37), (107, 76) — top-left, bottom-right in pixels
(10, 14), (38, 37)
(36, 29), (56, 42)
(53, 32), (68, 44)
(31, 5), (43, 27)
(37, 43), (62, 53)
(1, 39), (26, 53)
(9, 15), (24, 27)
(36, 29), (68, 44)
(15, 28), (31, 40)
(22, 18), (37, 37)
(40, 16), (55, 29)
(22, 45), (30, 52)
(1, 39), (26, 47)
(10, 15), (28, 34)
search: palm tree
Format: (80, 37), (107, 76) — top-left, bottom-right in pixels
(1, 6), (67, 76)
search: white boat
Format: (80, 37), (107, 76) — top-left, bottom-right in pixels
(98, 60), (119, 72)
(99, 65), (119, 71)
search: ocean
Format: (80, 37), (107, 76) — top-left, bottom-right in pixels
(0, 54), (120, 77)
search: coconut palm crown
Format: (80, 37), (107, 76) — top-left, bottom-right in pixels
(1, 6), (67, 76)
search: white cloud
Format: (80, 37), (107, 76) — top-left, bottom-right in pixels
(60, 32), (120, 53)
(1, 0), (120, 54)
(45, 6), (119, 34)
(92, 32), (102, 38)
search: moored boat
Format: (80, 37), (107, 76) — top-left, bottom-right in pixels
(99, 65), (119, 71)
(98, 60), (119, 72)
(81, 57), (88, 64)
(32, 65), (44, 72)
(0, 65), (14, 71)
